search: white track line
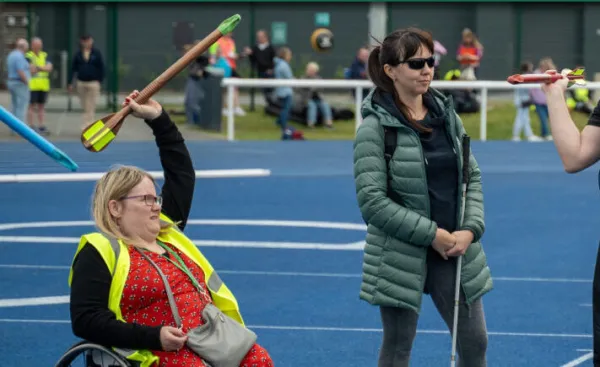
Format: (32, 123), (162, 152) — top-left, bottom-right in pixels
(0, 265), (593, 284)
(0, 169), (271, 183)
(494, 277), (592, 283)
(561, 352), (594, 367)
(0, 295), (69, 307)
(0, 219), (367, 232)
(0, 236), (365, 250)
(0, 319), (591, 339)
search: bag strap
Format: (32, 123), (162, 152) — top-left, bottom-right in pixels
(383, 126), (397, 171)
(383, 126), (399, 202)
(155, 241), (208, 299)
(136, 248), (183, 329)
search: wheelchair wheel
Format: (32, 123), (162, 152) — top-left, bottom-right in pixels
(54, 341), (132, 367)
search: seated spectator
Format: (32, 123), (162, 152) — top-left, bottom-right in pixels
(298, 62), (333, 129)
(442, 69), (479, 114)
(566, 65), (593, 115)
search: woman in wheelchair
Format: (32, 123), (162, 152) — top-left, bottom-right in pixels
(67, 91), (273, 367)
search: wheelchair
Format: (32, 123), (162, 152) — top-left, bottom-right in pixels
(54, 341), (134, 367)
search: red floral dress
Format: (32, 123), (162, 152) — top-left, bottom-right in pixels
(120, 242), (273, 367)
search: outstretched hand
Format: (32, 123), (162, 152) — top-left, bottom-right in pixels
(123, 90), (162, 121)
(541, 69), (570, 95)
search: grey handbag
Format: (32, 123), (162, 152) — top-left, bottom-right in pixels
(136, 244), (257, 367)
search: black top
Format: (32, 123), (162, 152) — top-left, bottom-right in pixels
(69, 109), (195, 351)
(373, 90), (459, 259)
(248, 44), (276, 74)
(418, 112), (459, 234)
(69, 47), (105, 83)
(588, 99), (600, 127)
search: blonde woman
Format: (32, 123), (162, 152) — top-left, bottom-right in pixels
(456, 28), (483, 78)
(68, 90), (273, 367)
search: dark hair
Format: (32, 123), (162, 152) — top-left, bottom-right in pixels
(367, 27), (434, 133)
(520, 61), (533, 73)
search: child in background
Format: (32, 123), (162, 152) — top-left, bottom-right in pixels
(212, 46), (232, 78)
(529, 57), (555, 141)
(512, 61), (543, 142)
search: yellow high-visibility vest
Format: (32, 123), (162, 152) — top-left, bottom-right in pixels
(567, 88), (590, 109)
(25, 50), (50, 92)
(68, 213), (244, 367)
(444, 69), (461, 81)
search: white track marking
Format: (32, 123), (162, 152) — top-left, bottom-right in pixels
(0, 169), (271, 183)
(0, 236), (365, 250)
(0, 295), (69, 307)
(560, 352), (594, 366)
(0, 318), (592, 339)
(494, 277), (592, 283)
(0, 219), (367, 250)
(0, 265), (592, 284)
(0, 219), (367, 232)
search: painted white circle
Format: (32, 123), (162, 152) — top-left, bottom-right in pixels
(0, 219), (367, 251)
(0, 219), (367, 308)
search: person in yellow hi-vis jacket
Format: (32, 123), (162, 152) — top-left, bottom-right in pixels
(68, 90), (273, 367)
(25, 37), (52, 136)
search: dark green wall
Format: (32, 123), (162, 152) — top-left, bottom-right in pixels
(28, 2), (600, 92)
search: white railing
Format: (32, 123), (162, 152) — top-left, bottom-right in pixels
(222, 78), (600, 142)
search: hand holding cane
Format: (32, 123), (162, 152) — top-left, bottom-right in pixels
(81, 14), (241, 152)
(450, 134), (471, 367)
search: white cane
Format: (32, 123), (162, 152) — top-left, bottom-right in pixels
(450, 134), (471, 367)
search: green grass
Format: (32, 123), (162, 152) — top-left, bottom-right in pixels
(164, 102), (591, 141)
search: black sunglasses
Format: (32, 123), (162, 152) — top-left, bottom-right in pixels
(401, 56), (435, 70)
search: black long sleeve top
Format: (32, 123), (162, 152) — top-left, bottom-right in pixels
(69, 108), (195, 351)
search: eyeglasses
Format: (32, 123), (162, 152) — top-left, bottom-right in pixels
(120, 194), (162, 206)
(401, 56), (435, 70)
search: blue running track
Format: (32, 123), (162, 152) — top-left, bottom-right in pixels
(0, 139), (598, 366)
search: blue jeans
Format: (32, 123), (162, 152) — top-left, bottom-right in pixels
(7, 80), (30, 123)
(276, 95), (292, 131)
(307, 99), (332, 125)
(534, 104), (549, 137)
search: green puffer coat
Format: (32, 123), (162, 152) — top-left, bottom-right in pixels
(353, 87), (493, 313)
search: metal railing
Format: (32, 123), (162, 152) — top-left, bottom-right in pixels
(221, 78), (600, 142)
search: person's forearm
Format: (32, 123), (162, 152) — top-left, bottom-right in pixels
(546, 89), (585, 172)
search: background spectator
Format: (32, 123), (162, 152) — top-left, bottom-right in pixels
(243, 29), (276, 102)
(5, 38), (31, 126)
(298, 62), (333, 129)
(68, 35), (104, 129)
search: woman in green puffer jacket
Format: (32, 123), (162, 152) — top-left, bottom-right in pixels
(353, 27), (493, 367)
